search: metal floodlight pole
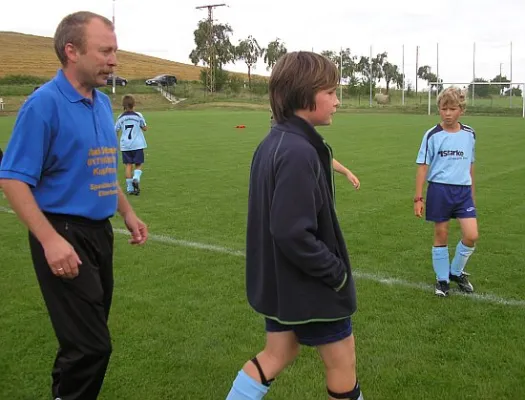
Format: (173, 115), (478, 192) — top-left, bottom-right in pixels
(510, 41), (513, 107)
(402, 44), (405, 106)
(369, 45), (372, 107)
(339, 47), (343, 106)
(112, 0), (116, 95)
(472, 42), (476, 105)
(196, 3), (227, 94)
(436, 42), (439, 105)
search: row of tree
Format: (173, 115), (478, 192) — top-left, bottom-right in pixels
(189, 19), (520, 97)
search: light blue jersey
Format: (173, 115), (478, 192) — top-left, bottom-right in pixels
(416, 123), (476, 186)
(115, 111), (147, 151)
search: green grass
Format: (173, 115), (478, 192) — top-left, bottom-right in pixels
(1, 111), (525, 399)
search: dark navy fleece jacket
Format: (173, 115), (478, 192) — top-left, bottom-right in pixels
(246, 115), (357, 324)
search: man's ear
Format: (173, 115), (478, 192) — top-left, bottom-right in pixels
(64, 43), (79, 64)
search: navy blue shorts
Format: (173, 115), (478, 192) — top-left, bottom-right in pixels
(265, 317), (352, 346)
(426, 182), (476, 222)
(122, 149), (144, 165)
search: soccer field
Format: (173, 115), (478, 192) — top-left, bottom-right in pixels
(1, 110), (524, 399)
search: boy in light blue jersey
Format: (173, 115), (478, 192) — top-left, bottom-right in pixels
(414, 87), (478, 297)
(115, 94), (148, 195)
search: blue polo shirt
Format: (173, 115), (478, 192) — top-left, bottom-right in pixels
(0, 70), (119, 220)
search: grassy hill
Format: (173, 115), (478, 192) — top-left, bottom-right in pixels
(0, 31), (206, 81)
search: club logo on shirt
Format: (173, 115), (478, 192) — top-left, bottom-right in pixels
(438, 150), (464, 157)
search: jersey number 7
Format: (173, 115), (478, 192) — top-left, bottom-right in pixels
(125, 124), (134, 140)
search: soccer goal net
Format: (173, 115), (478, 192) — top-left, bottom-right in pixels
(427, 82), (525, 118)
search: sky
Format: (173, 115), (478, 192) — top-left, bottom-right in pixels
(1, 0), (524, 90)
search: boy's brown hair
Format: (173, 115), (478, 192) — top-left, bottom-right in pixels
(122, 94), (135, 111)
(269, 51), (339, 124)
(437, 87), (467, 110)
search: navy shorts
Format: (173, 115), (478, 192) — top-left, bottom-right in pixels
(265, 317), (352, 346)
(122, 149), (144, 165)
(426, 182), (476, 222)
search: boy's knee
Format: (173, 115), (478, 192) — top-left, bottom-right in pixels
(264, 343), (299, 367)
(463, 234), (478, 247)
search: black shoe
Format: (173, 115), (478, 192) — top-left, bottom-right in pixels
(449, 272), (474, 293)
(132, 179), (140, 195)
(435, 280), (450, 297)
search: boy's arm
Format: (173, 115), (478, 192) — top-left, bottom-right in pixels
(333, 158), (360, 189)
(470, 164), (475, 205)
(269, 147), (346, 290)
(333, 158), (349, 175)
(414, 164), (428, 199)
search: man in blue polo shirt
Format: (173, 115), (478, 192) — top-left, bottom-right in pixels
(0, 11), (148, 400)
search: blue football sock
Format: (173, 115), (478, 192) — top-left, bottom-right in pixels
(451, 240), (475, 276)
(226, 370), (269, 400)
(126, 178), (133, 193)
(432, 246), (450, 282)
(133, 169), (143, 182)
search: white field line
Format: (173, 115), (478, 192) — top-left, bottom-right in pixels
(1, 206), (524, 308)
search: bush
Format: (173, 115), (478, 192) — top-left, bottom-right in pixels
(0, 75), (48, 85)
(199, 68), (229, 92)
(249, 79), (269, 95)
(228, 75), (243, 94)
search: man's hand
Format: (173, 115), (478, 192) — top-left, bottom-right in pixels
(42, 234), (82, 279)
(124, 212), (148, 245)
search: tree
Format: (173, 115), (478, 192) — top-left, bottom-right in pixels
(490, 74), (510, 95)
(263, 38), (287, 70)
(394, 70), (405, 90)
(371, 52), (387, 84)
(189, 19), (236, 70)
(236, 36), (262, 89)
(417, 65), (442, 92)
(468, 78), (490, 98)
(320, 48), (357, 81)
(383, 62), (400, 93)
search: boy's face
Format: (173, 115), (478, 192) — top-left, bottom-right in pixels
(439, 102), (463, 129)
(305, 88), (340, 126)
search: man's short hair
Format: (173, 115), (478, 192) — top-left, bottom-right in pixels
(54, 11), (114, 66)
(269, 51), (339, 124)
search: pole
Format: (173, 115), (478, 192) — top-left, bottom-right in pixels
(428, 87), (431, 116)
(402, 44), (405, 106)
(510, 41), (513, 107)
(415, 45), (419, 94)
(112, 0), (116, 95)
(339, 47), (343, 106)
(196, 4), (227, 94)
(472, 42), (476, 105)
(436, 42), (439, 105)
(369, 45), (373, 107)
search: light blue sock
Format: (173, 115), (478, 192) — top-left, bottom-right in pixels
(432, 246), (450, 282)
(126, 178), (133, 193)
(133, 169), (143, 182)
(226, 370), (269, 400)
(451, 241), (475, 276)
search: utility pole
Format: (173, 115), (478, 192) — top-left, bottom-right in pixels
(112, 0), (116, 95)
(196, 3), (226, 94)
(415, 45), (419, 94)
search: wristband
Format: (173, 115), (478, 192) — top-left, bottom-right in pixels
(413, 196), (424, 203)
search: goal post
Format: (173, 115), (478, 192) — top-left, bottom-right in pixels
(428, 82), (525, 118)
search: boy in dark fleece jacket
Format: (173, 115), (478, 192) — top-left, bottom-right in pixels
(226, 51), (362, 400)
